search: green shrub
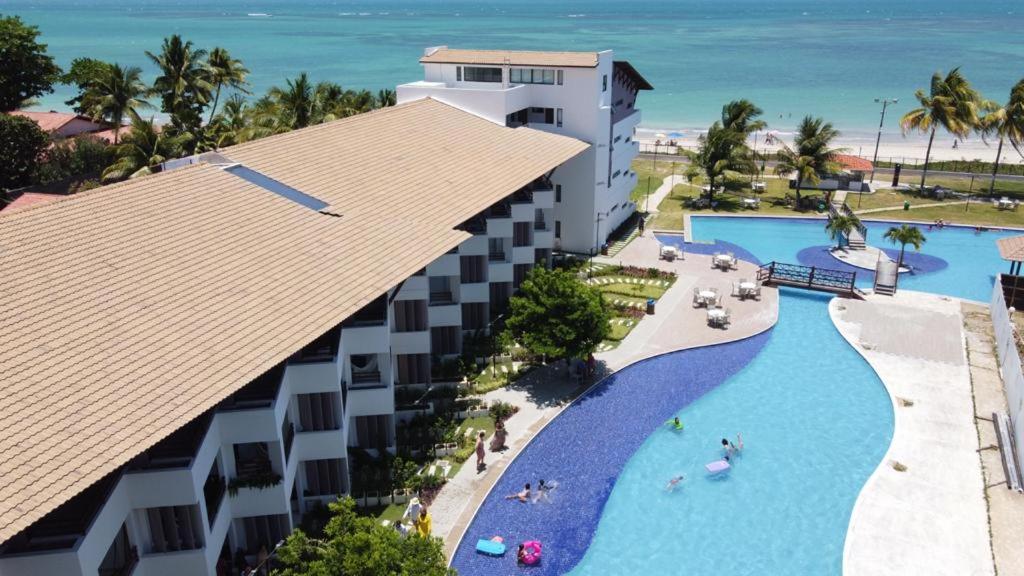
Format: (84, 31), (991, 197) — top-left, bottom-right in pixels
(489, 400), (516, 422)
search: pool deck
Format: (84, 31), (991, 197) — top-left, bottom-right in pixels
(830, 291), (995, 576)
(436, 232), (778, 559)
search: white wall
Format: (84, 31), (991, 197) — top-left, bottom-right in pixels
(989, 277), (1024, 478)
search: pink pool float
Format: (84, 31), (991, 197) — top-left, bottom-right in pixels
(518, 540), (542, 565)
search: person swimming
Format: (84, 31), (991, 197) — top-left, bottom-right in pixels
(665, 475), (685, 492)
(506, 483), (532, 502)
(667, 416), (684, 430)
(533, 479), (558, 503)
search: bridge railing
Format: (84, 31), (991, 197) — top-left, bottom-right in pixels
(757, 261), (857, 294)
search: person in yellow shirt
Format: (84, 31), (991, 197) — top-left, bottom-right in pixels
(415, 506), (432, 537)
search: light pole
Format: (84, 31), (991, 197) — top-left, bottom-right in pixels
(869, 97), (898, 185)
(590, 211), (610, 278)
(244, 540), (285, 576)
(646, 136), (665, 213)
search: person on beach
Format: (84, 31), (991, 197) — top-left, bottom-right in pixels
(506, 483), (532, 502)
(665, 475), (685, 492)
(475, 430), (486, 471)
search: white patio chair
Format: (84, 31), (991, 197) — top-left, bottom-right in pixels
(731, 281), (740, 297)
(753, 284), (762, 300)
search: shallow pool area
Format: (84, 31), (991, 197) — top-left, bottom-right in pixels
(570, 291), (892, 574)
(686, 216), (1017, 302)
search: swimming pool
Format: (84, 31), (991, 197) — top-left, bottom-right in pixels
(685, 216), (1017, 302)
(570, 291), (892, 574)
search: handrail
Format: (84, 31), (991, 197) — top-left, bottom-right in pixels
(757, 261), (857, 295)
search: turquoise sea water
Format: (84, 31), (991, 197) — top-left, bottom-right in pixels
(571, 290), (892, 574)
(8, 0), (1024, 135)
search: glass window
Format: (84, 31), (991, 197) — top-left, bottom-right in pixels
(464, 66), (502, 83)
(557, 70), (563, 85)
(543, 69), (555, 84)
(510, 68), (521, 83)
(555, 184), (562, 203)
(603, 74), (608, 92)
(556, 108), (563, 127)
(456, 66), (461, 81)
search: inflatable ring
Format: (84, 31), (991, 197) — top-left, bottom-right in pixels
(521, 540), (542, 565)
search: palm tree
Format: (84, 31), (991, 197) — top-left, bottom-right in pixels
(268, 73), (316, 129)
(80, 63), (149, 144)
(146, 35), (213, 133)
(774, 116), (842, 210)
(721, 99), (767, 136)
(825, 214), (861, 249)
(980, 78), (1024, 196)
(684, 122), (754, 201)
(882, 224), (927, 270)
(376, 88), (396, 108)
(900, 68), (984, 190)
(205, 47), (250, 124)
(101, 112), (191, 182)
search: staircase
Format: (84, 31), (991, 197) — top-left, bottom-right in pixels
(605, 214), (655, 257)
(846, 227), (866, 250)
(873, 256), (898, 296)
(829, 195), (867, 251)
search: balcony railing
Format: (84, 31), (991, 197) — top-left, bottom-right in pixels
(429, 291), (454, 305)
(351, 370), (382, 385)
(488, 251), (506, 262)
(533, 221), (547, 231)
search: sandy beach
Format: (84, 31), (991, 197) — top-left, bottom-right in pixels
(637, 127), (1023, 165)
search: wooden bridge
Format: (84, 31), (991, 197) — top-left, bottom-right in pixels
(757, 261), (862, 297)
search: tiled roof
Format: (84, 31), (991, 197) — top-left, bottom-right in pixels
(8, 111), (95, 133)
(997, 236), (1024, 262)
(420, 48), (599, 68)
(1, 192), (64, 213)
(0, 98), (588, 544)
(833, 154), (873, 172)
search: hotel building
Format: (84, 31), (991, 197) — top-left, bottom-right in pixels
(0, 50), (648, 576)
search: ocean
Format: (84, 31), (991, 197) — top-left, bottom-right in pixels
(7, 0), (1024, 141)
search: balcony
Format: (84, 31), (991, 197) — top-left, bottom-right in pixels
(351, 370), (383, 388)
(341, 294), (387, 328)
(219, 364), (285, 411)
(99, 546), (139, 576)
(429, 291), (454, 306)
(131, 412), (212, 470)
(488, 251), (506, 262)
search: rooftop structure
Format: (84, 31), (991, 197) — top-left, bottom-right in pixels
(7, 110), (107, 138)
(420, 48), (600, 68)
(0, 97), (587, 546)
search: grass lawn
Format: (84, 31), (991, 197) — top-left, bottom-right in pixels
(599, 281), (669, 300)
(591, 274), (674, 346)
(606, 317), (639, 341)
(472, 359), (517, 393)
(912, 174), (1024, 198)
(847, 189), (961, 212)
(631, 158), (684, 203)
(863, 203), (1024, 228)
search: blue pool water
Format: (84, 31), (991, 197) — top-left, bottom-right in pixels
(570, 291), (892, 574)
(687, 216), (1017, 302)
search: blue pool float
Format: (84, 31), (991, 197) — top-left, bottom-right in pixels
(476, 537), (506, 556)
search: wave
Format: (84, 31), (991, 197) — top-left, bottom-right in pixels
(247, 13), (270, 17)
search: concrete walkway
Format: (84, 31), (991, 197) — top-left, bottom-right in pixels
(433, 233), (779, 556)
(645, 174), (687, 215)
(831, 292), (994, 576)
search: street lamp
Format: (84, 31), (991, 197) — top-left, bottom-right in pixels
(869, 97), (898, 185)
(244, 540), (286, 576)
(590, 211), (610, 278)
(645, 133), (667, 213)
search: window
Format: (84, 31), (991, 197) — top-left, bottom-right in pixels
(534, 249), (552, 267)
(556, 108), (563, 128)
(350, 353), (381, 385)
(488, 237), (505, 261)
(429, 276), (453, 304)
(510, 68), (557, 85)
(297, 392), (340, 431)
(613, 170), (622, 179)
(613, 135), (622, 143)
(396, 353), (430, 385)
(456, 66), (462, 81)
(303, 459), (346, 497)
(544, 108), (554, 124)
(463, 66), (502, 82)
(555, 184), (562, 203)
(431, 326), (460, 355)
(98, 523), (136, 576)
(393, 299), (427, 332)
(460, 255), (487, 283)
(603, 74), (608, 92)
(241, 514), (290, 554)
(513, 222), (532, 247)
(145, 505), (204, 554)
(461, 302), (488, 331)
(489, 282), (512, 319)
(555, 221), (561, 239)
(513, 264), (533, 288)
(353, 415), (394, 450)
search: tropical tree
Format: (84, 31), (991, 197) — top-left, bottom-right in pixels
(273, 497), (454, 576)
(205, 47), (249, 123)
(505, 266), (610, 366)
(61, 57), (114, 113)
(204, 94), (249, 148)
(684, 121), (754, 201)
(900, 68), (985, 189)
(146, 35), (213, 136)
(883, 224), (927, 270)
(721, 99), (767, 137)
(825, 214), (861, 249)
(0, 114), (49, 190)
(101, 112), (190, 182)
(80, 63), (149, 144)
(774, 116), (842, 210)
(0, 15), (63, 111)
(980, 78), (1024, 196)
(377, 88), (397, 108)
(268, 72), (317, 129)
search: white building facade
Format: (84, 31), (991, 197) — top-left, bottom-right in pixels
(397, 47), (652, 254)
(0, 174), (556, 576)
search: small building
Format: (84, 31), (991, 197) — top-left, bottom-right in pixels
(788, 153), (874, 193)
(8, 110), (107, 138)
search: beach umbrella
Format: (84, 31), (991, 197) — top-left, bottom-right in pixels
(668, 131), (684, 138)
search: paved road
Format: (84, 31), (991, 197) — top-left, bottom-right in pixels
(637, 153), (1024, 185)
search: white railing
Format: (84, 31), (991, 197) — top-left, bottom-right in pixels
(989, 276), (1024, 479)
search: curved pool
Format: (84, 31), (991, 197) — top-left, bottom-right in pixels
(570, 290), (892, 574)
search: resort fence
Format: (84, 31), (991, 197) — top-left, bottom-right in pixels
(989, 275), (1024, 474)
